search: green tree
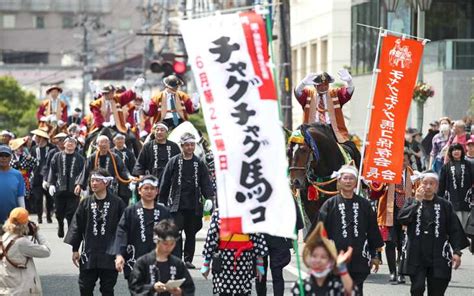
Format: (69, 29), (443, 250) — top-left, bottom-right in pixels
(0, 76), (39, 136)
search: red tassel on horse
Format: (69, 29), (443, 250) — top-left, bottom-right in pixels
(307, 185), (319, 201)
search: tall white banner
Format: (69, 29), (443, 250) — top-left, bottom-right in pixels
(180, 12), (296, 238)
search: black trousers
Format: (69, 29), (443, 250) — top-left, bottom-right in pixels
(79, 268), (118, 296)
(350, 272), (368, 296)
(409, 266), (450, 296)
(171, 210), (203, 263)
(32, 186), (54, 218)
(255, 247), (291, 296)
(55, 190), (80, 226)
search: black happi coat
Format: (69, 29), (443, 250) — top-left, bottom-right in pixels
(30, 144), (53, 186)
(64, 192), (126, 270)
(114, 201), (171, 278)
(76, 151), (130, 189)
(159, 154), (213, 216)
(398, 196), (470, 279)
(41, 146), (60, 177)
(438, 160), (473, 212)
(129, 251), (195, 296)
(318, 194), (384, 275)
(133, 140), (180, 180)
(48, 151), (85, 192)
(113, 147), (136, 198)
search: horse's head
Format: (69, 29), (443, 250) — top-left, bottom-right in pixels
(288, 141), (311, 189)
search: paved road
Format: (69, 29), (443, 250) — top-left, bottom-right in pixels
(35, 218), (474, 295)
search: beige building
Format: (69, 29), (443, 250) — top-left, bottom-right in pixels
(290, 0), (352, 128)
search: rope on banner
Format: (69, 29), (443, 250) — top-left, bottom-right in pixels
(356, 23), (430, 43)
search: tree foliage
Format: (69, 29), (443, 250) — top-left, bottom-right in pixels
(188, 108), (209, 140)
(0, 76), (38, 136)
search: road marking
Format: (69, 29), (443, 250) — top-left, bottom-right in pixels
(284, 264), (308, 278)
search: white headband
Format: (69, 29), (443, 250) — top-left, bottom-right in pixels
(154, 123), (169, 131)
(139, 179), (159, 188)
(91, 174), (114, 183)
(180, 137), (196, 144)
(410, 171), (439, 183)
(331, 166), (358, 179)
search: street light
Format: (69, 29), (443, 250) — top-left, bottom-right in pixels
(384, 0), (400, 12)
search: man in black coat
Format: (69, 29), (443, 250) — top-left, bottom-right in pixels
(398, 170), (469, 296)
(64, 169), (126, 296)
(318, 165), (384, 295)
(159, 132), (214, 269)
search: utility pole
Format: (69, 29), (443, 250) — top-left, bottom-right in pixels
(142, 0), (154, 77)
(278, 0), (292, 130)
(80, 15), (91, 113)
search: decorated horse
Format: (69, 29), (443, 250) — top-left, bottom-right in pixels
(288, 123), (358, 231)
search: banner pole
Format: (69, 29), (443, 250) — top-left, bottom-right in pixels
(356, 28), (385, 194)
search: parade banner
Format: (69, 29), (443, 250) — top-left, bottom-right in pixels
(363, 35), (424, 183)
(180, 12), (296, 238)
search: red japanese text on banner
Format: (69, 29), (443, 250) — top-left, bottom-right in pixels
(180, 12), (296, 238)
(363, 35), (425, 184)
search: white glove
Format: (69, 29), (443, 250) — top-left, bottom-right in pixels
(125, 122), (131, 129)
(102, 121), (111, 128)
(109, 116), (116, 126)
(40, 116), (48, 122)
(49, 114), (58, 122)
(89, 81), (100, 98)
(48, 185), (56, 196)
(139, 130), (148, 138)
(204, 199), (213, 212)
(58, 120), (65, 127)
(338, 69), (353, 84)
(141, 89), (151, 113)
(42, 181), (49, 190)
(133, 77), (145, 91)
(302, 73), (318, 86)
(191, 93), (200, 110)
(129, 182), (137, 192)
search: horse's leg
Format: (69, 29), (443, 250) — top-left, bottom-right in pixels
(126, 131), (141, 157)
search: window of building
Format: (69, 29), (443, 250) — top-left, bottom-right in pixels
(34, 16), (45, 29)
(2, 14), (16, 29)
(351, 0), (381, 75)
(62, 15), (75, 28)
(300, 46), (307, 78)
(321, 39), (328, 72)
(2, 52), (49, 64)
(310, 43), (317, 72)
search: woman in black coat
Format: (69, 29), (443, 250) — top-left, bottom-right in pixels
(438, 143), (473, 229)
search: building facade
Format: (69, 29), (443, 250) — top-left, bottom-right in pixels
(290, 0), (352, 128)
(349, 0), (474, 135)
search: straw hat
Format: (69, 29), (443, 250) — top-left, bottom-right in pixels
(46, 85), (63, 94)
(9, 137), (28, 151)
(303, 222), (338, 266)
(31, 128), (50, 140)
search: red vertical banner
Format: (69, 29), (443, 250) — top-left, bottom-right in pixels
(362, 35), (425, 184)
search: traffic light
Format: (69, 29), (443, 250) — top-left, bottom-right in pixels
(149, 53), (187, 76)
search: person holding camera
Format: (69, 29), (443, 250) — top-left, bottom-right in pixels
(0, 207), (51, 295)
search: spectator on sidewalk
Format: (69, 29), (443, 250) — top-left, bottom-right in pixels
(430, 117), (452, 173)
(422, 120), (439, 157)
(0, 208), (51, 295)
(0, 145), (25, 224)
